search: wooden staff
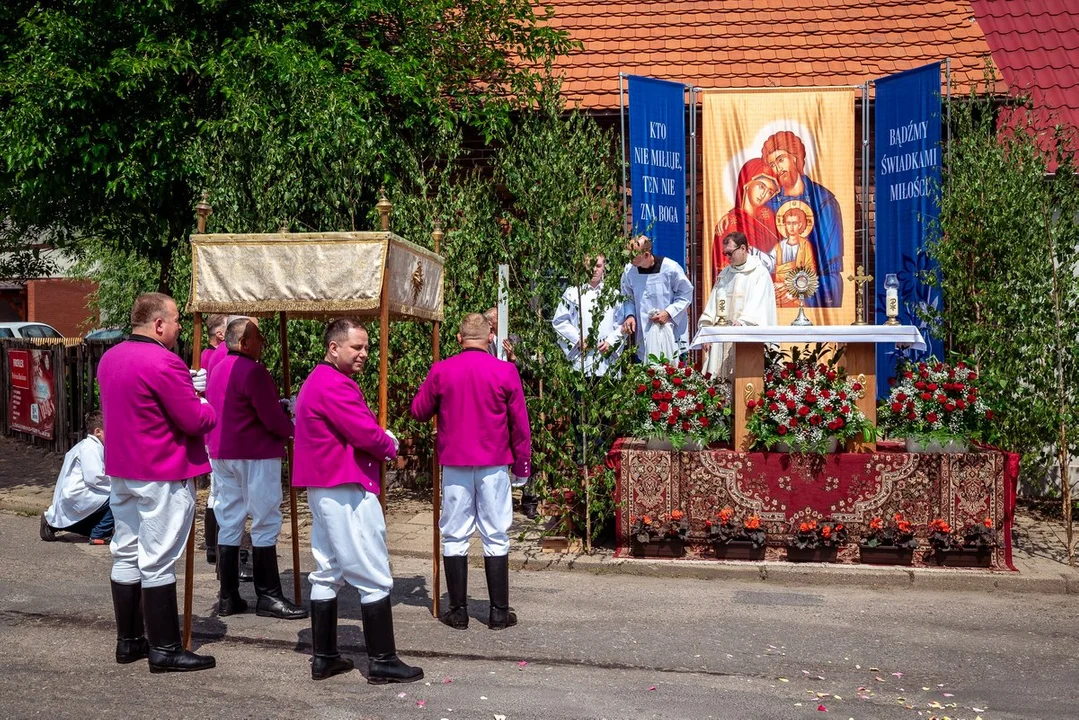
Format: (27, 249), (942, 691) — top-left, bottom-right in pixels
(182, 312), (202, 650)
(376, 190), (392, 517)
(279, 312), (302, 604)
(430, 220), (443, 619)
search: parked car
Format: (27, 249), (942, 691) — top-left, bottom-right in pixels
(84, 327), (125, 341)
(0, 322), (63, 339)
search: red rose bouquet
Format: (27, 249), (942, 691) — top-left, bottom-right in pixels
(633, 360), (730, 448)
(879, 357), (991, 446)
(745, 344), (875, 453)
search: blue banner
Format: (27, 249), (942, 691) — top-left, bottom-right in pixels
(628, 75), (687, 268)
(874, 63), (944, 397)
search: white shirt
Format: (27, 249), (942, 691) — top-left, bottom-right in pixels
(551, 281), (625, 376)
(45, 435), (110, 528)
(620, 258), (694, 361)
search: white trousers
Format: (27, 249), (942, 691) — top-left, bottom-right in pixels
(212, 457), (283, 547)
(440, 465), (512, 557)
(308, 484), (393, 604)
(109, 478), (195, 588)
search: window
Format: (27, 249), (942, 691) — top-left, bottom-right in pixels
(22, 325), (61, 339)
(0, 328), (13, 338)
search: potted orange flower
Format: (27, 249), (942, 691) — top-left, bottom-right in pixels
(629, 510), (689, 558)
(927, 517), (995, 567)
(786, 518), (847, 563)
(859, 512), (918, 565)
(707, 507), (767, 561)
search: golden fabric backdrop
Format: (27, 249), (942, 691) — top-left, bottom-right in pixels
(701, 88), (856, 326)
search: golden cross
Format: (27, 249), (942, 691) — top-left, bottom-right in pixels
(847, 265), (873, 325)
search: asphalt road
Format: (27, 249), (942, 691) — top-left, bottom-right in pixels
(2, 513), (1077, 719)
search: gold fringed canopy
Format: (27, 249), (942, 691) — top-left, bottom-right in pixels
(187, 231), (444, 322)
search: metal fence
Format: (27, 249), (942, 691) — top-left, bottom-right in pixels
(0, 338), (119, 454)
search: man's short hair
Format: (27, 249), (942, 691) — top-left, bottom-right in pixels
(205, 314), (227, 335)
(86, 410), (104, 433)
(723, 231), (749, 251)
(762, 130), (807, 163)
(483, 308), (498, 327)
(460, 313), (492, 340)
(224, 317), (250, 351)
(631, 235), (652, 255)
(323, 317), (366, 348)
(130, 293), (174, 327)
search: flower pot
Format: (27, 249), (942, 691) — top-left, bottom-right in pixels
(772, 437), (839, 454)
(930, 547), (992, 567)
(785, 546), (839, 563)
(644, 438), (702, 452)
(631, 538), (686, 558)
(859, 545), (915, 566)
(905, 437), (969, 454)
(713, 540), (766, 561)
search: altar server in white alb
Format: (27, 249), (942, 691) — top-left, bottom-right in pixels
(97, 292), (217, 672)
(619, 235), (694, 362)
(551, 253), (625, 377)
(293, 318), (423, 684)
(205, 317), (305, 620)
(699, 230), (778, 380)
(40, 411), (113, 544)
(411, 313), (532, 631)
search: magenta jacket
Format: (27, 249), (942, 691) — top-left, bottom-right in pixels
(292, 363), (396, 493)
(204, 341), (229, 376)
(410, 348), (532, 477)
(206, 352), (292, 460)
(98, 336), (216, 481)
(199, 344), (218, 371)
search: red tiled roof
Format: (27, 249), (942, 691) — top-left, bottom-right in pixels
(545, 0), (1000, 110)
(971, 0), (1079, 139)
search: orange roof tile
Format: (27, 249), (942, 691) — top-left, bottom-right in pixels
(543, 0), (1002, 109)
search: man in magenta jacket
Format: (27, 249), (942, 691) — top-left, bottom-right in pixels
(292, 318), (423, 684)
(411, 312), (532, 631)
(205, 317), (305, 621)
(98, 293), (217, 673)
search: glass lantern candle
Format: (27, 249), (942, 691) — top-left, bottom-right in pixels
(884, 273), (900, 326)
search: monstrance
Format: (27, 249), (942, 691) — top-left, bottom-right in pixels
(784, 266), (819, 326)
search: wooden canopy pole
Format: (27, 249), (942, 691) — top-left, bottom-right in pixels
(183, 192), (212, 651)
(279, 312), (302, 604)
(377, 190), (392, 516)
(430, 219), (443, 619)
(182, 313), (203, 650)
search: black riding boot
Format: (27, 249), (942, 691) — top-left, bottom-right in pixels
(204, 507), (218, 565)
(440, 556), (469, 629)
(253, 546), (308, 619)
(520, 494), (539, 520)
(239, 546), (253, 582)
(216, 545), (248, 616)
(142, 583), (215, 673)
(111, 580), (148, 663)
(310, 598), (354, 680)
(484, 555), (517, 630)
(361, 596), (424, 685)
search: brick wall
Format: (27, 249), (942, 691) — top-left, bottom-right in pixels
(26, 278), (98, 337)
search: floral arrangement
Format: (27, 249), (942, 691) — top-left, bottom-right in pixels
(629, 510), (689, 545)
(878, 357), (992, 444)
(927, 517), (997, 552)
(706, 507), (766, 548)
(632, 358), (731, 449)
(788, 518), (848, 550)
(861, 512), (918, 549)
(744, 344), (875, 453)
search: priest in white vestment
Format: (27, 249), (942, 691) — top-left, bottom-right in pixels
(619, 235), (694, 363)
(552, 254), (625, 376)
(700, 231), (777, 379)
